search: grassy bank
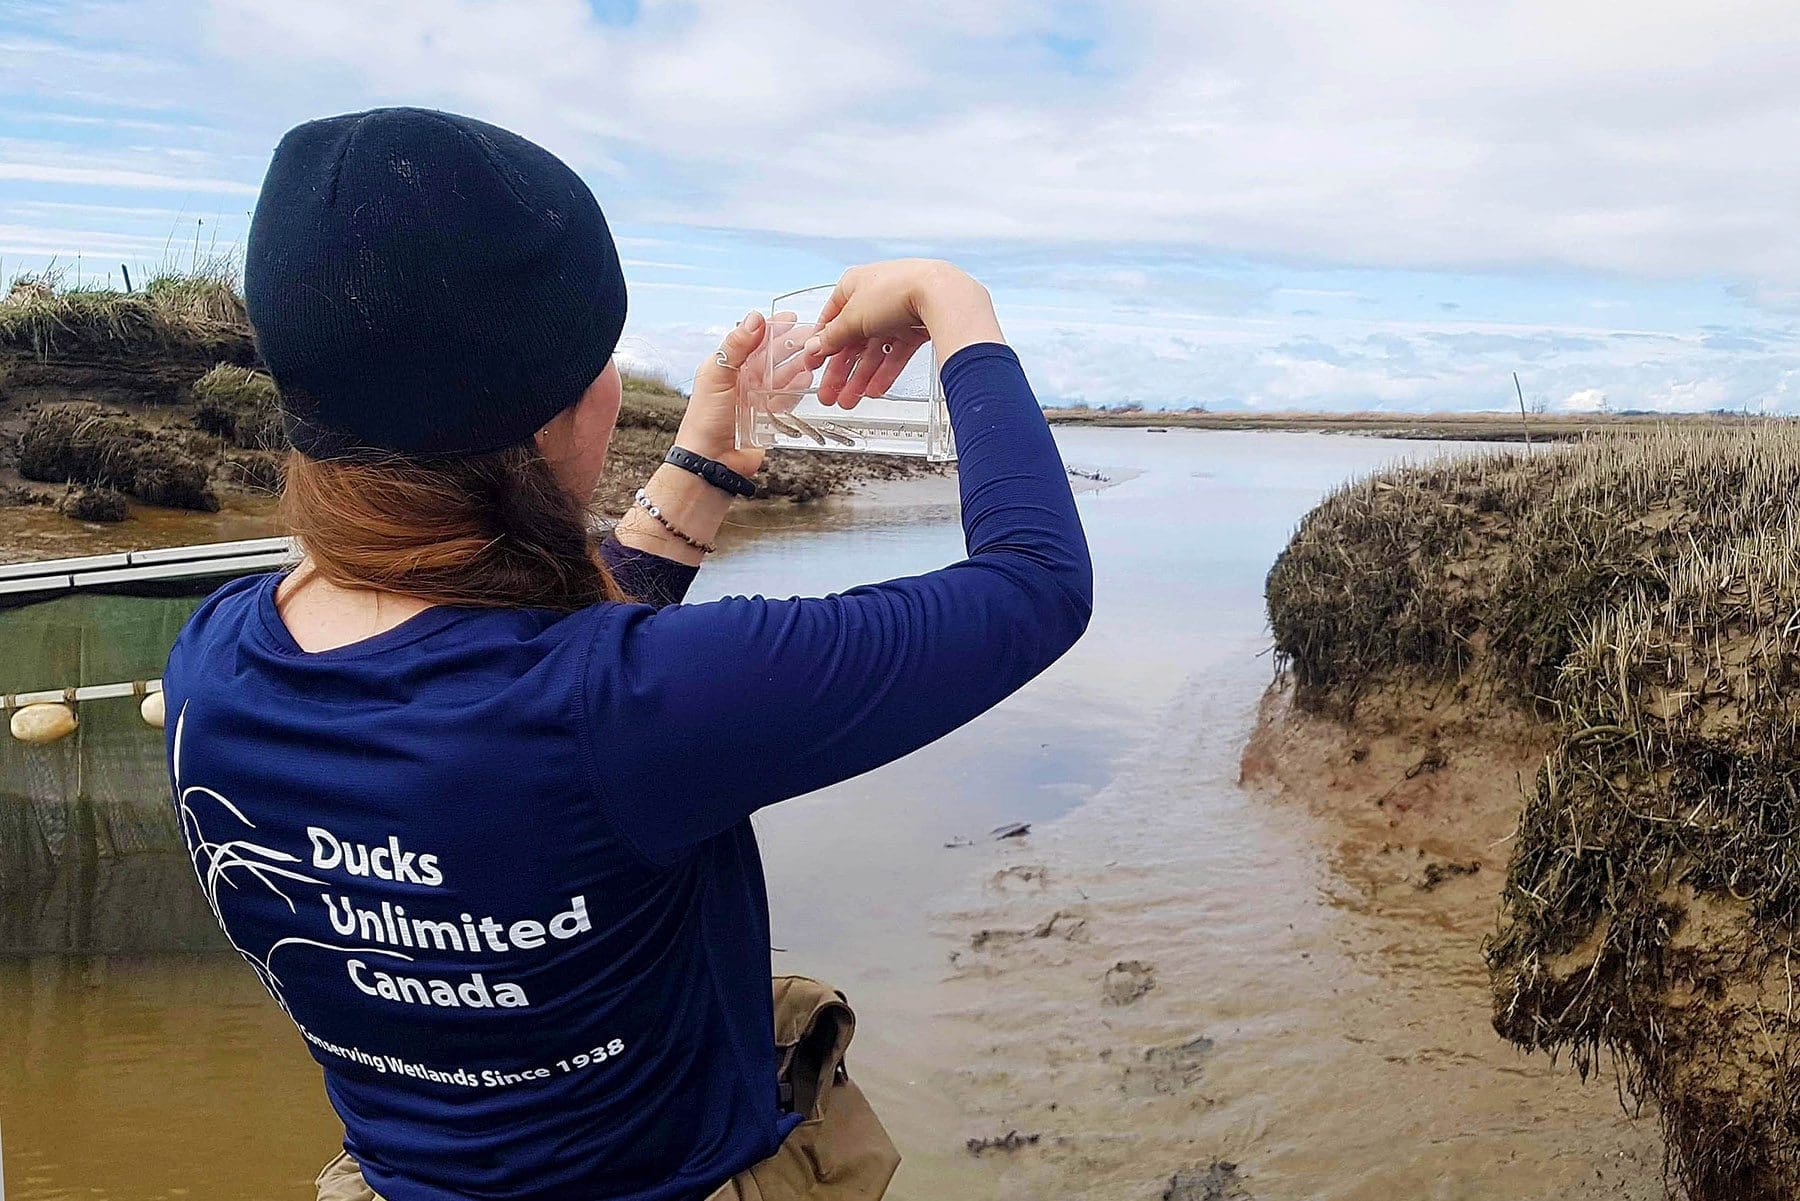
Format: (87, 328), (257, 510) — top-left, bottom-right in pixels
(1048, 406), (1773, 443)
(1265, 427), (1800, 1200)
(0, 271), (938, 540)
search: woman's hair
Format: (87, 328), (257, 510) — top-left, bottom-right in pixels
(282, 446), (623, 612)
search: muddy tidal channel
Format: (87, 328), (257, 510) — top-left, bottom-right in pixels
(0, 429), (1657, 1200)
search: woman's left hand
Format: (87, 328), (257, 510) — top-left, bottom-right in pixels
(621, 312), (786, 564)
(676, 310), (778, 477)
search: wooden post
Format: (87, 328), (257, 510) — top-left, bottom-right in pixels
(1514, 372), (1533, 450)
(120, 263), (133, 293)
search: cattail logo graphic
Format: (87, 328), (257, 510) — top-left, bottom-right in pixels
(172, 700), (417, 1019)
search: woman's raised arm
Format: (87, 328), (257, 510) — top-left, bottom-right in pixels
(584, 269), (1091, 862)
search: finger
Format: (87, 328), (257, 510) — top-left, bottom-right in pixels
(754, 314), (812, 400)
(816, 347), (862, 406)
(770, 341), (815, 393)
(695, 310), (764, 396)
(770, 350), (815, 393)
(756, 315), (797, 392)
(739, 313), (816, 405)
(798, 280), (853, 364)
(738, 313), (795, 396)
(718, 310), (764, 368)
(767, 312), (803, 371)
(860, 332), (925, 401)
(838, 338), (889, 409)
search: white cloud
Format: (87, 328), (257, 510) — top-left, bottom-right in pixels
(10, 0), (1800, 410)
(117, 0), (1797, 289)
(1646, 377), (1733, 413)
(0, 162), (256, 194)
(1561, 388), (1608, 413)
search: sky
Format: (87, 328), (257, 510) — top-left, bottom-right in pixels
(4, 0), (1800, 412)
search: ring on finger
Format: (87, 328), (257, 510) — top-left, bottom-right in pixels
(713, 349), (740, 371)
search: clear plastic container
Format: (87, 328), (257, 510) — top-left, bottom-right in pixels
(736, 284), (956, 461)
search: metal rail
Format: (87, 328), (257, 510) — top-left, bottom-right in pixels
(3, 679), (162, 710)
(0, 536), (296, 598)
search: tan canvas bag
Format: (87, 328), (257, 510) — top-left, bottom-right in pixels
(704, 975), (900, 1200)
(317, 975), (900, 1201)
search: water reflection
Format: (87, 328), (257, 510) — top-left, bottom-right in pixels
(0, 954), (339, 1200)
(2, 853), (224, 955)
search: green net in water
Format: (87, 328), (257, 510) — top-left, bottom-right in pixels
(1, 592), (225, 953)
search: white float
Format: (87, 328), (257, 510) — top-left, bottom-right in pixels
(11, 703), (78, 745)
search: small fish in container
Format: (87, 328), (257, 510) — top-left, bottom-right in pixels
(736, 284), (957, 462)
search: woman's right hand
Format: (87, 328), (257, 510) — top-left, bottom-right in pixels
(805, 260), (1004, 408)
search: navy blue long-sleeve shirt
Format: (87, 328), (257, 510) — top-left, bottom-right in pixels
(161, 343), (1091, 1201)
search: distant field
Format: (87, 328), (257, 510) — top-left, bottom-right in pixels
(1043, 407), (1775, 442)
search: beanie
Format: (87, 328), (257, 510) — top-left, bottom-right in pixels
(244, 107), (628, 459)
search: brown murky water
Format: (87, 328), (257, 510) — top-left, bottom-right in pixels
(0, 430), (1663, 1199)
(0, 497), (284, 566)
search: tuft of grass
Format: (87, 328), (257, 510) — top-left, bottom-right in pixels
(57, 484), (129, 523)
(619, 365), (684, 398)
(0, 264), (247, 357)
(616, 370), (687, 434)
(1267, 424), (1800, 1200)
(18, 403), (219, 511)
(221, 449), (285, 494)
(140, 263), (246, 328)
(191, 362), (283, 449)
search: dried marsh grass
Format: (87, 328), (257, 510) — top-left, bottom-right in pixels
(190, 363), (283, 450)
(0, 264), (247, 357)
(1266, 424), (1800, 1200)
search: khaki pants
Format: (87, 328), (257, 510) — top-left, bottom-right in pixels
(317, 975), (900, 1201)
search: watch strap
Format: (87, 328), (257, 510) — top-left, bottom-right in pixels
(663, 445), (758, 498)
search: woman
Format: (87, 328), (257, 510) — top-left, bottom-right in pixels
(163, 107), (1091, 1201)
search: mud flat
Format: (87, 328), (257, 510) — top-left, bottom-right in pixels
(919, 670), (1665, 1200)
(1266, 427), (1800, 1200)
(1241, 682), (1664, 1197)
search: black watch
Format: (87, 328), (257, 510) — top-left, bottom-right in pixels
(663, 446), (758, 498)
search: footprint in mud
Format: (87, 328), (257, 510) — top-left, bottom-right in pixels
(1164, 1160), (1251, 1201)
(965, 1130), (1042, 1155)
(1101, 959), (1156, 1006)
(990, 863), (1050, 890)
(968, 927), (1025, 952)
(1415, 857), (1481, 890)
(1122, 1034), (1215, 1096)
(1031, 909), (1089, 941)
(969, 909), (1090, 952)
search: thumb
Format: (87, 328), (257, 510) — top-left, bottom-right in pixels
(804, 310), (864, 361)
(802, 278), (856, 361)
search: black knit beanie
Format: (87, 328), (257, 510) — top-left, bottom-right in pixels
(245, 107), (628, 459)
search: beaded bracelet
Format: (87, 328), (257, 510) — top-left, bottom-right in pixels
(632, 488), (717, 554)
